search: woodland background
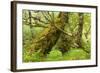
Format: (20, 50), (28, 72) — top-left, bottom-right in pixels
(22, 10), (91, 62)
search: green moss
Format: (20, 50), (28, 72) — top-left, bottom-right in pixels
(63, 48), (89, 60)
(46, 49), (63, 61)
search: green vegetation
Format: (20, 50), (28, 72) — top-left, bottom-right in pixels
(22, 10), (91, 62)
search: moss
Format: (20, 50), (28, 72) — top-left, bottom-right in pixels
(46, 49), (63, 61)
(63, 48), (89, 60)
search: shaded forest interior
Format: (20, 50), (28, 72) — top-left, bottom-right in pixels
(22, 10), (91, 62)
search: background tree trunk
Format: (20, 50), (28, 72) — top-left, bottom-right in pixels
(76, 13), (84, 48)
(28, 11), (34, 38)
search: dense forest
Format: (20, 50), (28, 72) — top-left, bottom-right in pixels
(22, 10), (91, 62)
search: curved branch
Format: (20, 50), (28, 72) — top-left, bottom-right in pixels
(33, 23), (72, 43)
(84, 25), (91, 39)
(33, 36), (46, 43)
(25, 22), (48, 28)
(54, 24), (72, 36)
(31, 17), (49, 24)
(47, 12), (52, 19)
(41, 12), (51, 22)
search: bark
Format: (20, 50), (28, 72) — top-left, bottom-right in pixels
(55, 12), (71, 53)
(30, 12), (66, 56)
(85, 25), (91, 39)
(28, 11), (34, 38)
(76, 13), (84, 48)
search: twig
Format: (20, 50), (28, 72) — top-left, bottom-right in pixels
(31, 17), (49, 24)
(25, 22), (48, 28)
(41, 12), (51, 22)
(47, 12), (52, 20)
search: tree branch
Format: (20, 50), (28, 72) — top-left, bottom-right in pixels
(54, 24), (72, 36)
(25, 22), (48, 28)
(33, 23), (72, 43)
(85, 25), (91, 39)
(41, 12), (51, 22)
(47, 12), (52, 19)
(31, 17), (49, 24)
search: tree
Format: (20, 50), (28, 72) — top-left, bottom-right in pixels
(23, 10), (91, 60)
(29, 12), (72, 57)
(76, 13), (84, 48)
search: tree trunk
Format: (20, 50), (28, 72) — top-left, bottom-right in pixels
(76, 13), (84, 48)
(30, 12), (66, 56)
(28, 11), (34, 38)
(55, 12), (72, 53)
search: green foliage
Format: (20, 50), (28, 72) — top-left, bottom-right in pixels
(63, 48), (89, 60)
(31, 52), (41, 62)
(46, 49), (63, 61)
(66, 13), (79, 32)
(23, 25), (32, 41)
(32, 27), (44, 38)
(22, 10), (91, 62)
(83, 13), (91, 32)
(82, 39), (91, 53)
(23, 49), (41, 62)
(23, 48), (31, 62)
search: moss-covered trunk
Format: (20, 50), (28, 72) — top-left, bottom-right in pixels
(54, 13), (71, 53)
(30, 12), (66, 56)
